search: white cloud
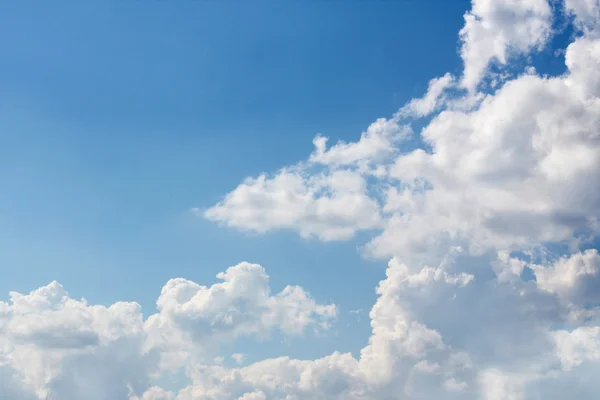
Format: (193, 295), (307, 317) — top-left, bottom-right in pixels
(400, 73), (456, 117)
(149, 262), (335, 341)
(493, 249), (600, 326)
(231, 353), (246, 365)
(191, 3), (600, 396)
(144, 262), (336, 372)
(459, 0), (553, 90)
(161, 258), (476, 399)
(147, 253), (598, 399)
(531, 249), (600, 301)
(203, 169), (383, 241)
(443, 377), (468, 392)
(477, 369), (528, 400)
(564, 34), (600, 98)
(131, 387), (175, 400)
(1, 249), (599, 399)
(0, 281), (156, 400)
(0, 263), (336, 399)
(493, 251), (528, 283)
(385, 258), (475, 289)
(202, 110), (413, 242)
(203, 6), (600, 266)
(552, 326), (600, 370)
(238, 391), (266, 400)
(309, 118), (411, 167)
(565, 0), (600, 32)
(5, 0), (600, 398)
(369, 42), (600, 263)
(0, 363), (38, 400)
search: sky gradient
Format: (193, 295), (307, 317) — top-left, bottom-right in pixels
(1, 1), (600, 399)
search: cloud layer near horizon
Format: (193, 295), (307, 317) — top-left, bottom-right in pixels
(3, 0), (600, 398)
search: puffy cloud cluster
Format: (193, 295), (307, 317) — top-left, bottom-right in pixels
(203, 168), (384, 241)
(195, 0), (600, 398)
(6, 252), (600, 399)
(0, 281), (154, 400)
(168, 258), (476, 400)
(372, 61), (600, 262)
(530, 249), (600, 301)
(4, 0), (600, 398)
(203, 117), (412, 241)
(0, 264), (335, 399)
(565, 0), (600, 32)
(459, 0), (553, 90)
(205, 0), (600, 267)
(145, 263), (336, 370)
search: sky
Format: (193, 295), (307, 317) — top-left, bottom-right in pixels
(0, 0), (599, 399)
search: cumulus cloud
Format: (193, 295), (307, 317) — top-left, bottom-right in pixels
(399, 73), (456, 117)
(191, 0), (600, 397)
(309, 118), (411, 167)
(565, 0), (600, 32)
(203, 168), (384, 241)
(0, 263), (335, 399)
(204, 5), (600, 265)
(4, 259), (470, 399)
(0, 281), (156, 400)
(231, 353), (246, 365)
(459, 0), (553, 90)
(372, 59), (600, 263)
(149, 262), (335, 341)
(154, 258), (478, 400)
(5, 0), (600, 398)
(145, 262), (336, 373)
(4, 252), (598, 399)
(552, 326), (600, 370)
(531, 249), (600, 301)
(130, 387), (175, 400)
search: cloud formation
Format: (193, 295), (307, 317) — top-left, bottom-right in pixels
(204, 0), (600, 267)
(3, 0), (600, 398)
(0, 264), (336, 399)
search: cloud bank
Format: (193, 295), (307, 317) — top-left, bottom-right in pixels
(4, 0), (600, 398)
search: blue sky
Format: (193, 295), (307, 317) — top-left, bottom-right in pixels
(1, 1), (600, 398)
(0, 1), (470, 360)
